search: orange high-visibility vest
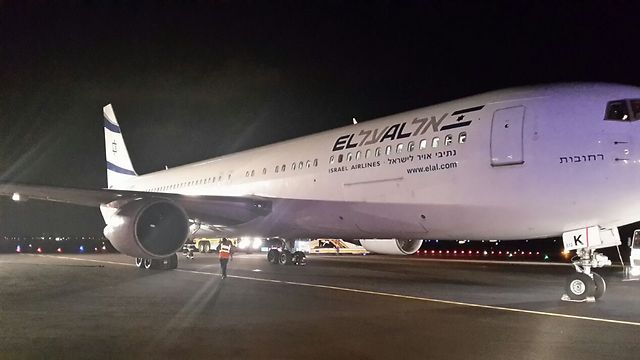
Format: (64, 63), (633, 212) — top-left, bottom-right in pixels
(219, 244), (231, 259)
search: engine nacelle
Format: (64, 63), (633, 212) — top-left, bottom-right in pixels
(359, 239), (423, 255)
(102, 198), (189, 259)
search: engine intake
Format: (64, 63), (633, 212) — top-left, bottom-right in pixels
(359, 239), (423, 255)
(103, 198), (189, 259)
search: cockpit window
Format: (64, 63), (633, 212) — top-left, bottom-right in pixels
(630, 100), (640, 119)
(605, 100), (629, 120)
(604, 99), (640, 121)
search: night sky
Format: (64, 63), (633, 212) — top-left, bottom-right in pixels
(1, 0), (640, 235)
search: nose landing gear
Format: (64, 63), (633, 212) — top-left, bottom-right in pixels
(561, 226), (620, 302)
(562, 249), (610, 302)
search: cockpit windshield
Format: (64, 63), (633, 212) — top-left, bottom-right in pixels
(605, 99), (640, 121)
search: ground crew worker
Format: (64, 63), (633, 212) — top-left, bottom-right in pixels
(216, 238), (233, 279)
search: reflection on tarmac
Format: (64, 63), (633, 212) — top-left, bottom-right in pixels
(1, 253), (639, 359)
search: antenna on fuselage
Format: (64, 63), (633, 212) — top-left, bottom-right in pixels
(352, 117), (358, 125)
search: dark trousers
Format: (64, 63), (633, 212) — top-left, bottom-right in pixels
(219, 258), (229, 277)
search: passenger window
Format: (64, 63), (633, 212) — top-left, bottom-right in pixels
(281, 164), (286, 172)
(459, 132), (467, 144)
(245, 171), (250, 177)
(292, 162), (297, 170)
(385, 145), (391, 155)
(275, 165), (279, 173)
(338, 154), (343, 163)
(347, 153), (352, 162)
(375, 147), (381, 157)
(605, 100), (630, 120)
(228, 174), (231, 180)
(330, 155), (335, 164)
(355, 151), (361, 160)
(432, 137), (440, 148)
(298, 161), (303, 169)
(365, 149), (371, 158)
(396, 143), (403, 153)
(313, 159), (318, 167)
(445, 135), (452, 146)
(306, 160), (311, 168)
(419, 139), (427, 150)
(263, 168), (267, 175)
(407, 141), (415, 152)
(251, 170), (255, 177)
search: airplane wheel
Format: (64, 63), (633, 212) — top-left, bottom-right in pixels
(592, 272), (606, 299)
(279, 250), (292, 265)
(167, 253), (178, 270)
(565, 273), (595, 301)
(135, 257), (144, 268)
(199, 244), (205, 253)
(267, 249), (279, 264)
(143, 258), (153, 270)
(292, 251), (306, 266)
(203, 243), (210, 253)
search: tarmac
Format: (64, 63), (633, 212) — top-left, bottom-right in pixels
(1, 252), (639, 359)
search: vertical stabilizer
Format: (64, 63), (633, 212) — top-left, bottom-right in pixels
(103, 104), (138, 189)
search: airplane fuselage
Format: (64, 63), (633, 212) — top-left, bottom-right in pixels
(112, 83), (640, 241)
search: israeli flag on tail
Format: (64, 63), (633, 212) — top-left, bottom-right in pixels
(103, 104), (138, 189)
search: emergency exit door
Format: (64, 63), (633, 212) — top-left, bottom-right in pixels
(490, 106), (525, 166)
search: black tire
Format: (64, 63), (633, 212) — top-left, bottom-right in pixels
(167, 253), (178, 270)
(292, 251), (306, 266)
(279, 250), (292, 265)
(135, 257), (144, 268)
(143, 258), (153, 270)
(592, 272), (606, 299)
(565, 273), (596, 300)
(267, 249), (279, 264)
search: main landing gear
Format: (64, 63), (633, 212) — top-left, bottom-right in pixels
(134, 253), (178, 270)
(561, 226), (620, 302)
(266, 238), (306, 266)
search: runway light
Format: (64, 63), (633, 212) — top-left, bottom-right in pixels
(544, 254), (549, 261)
(446, 250), (450, 254)
(79, 246), (85, 253)
(16, 245), (21, 253)
(11, 192), (21, 201)
(56, 248), (63, 253)
(102, 246), (107, 251)
(36, 247), (43, 253)
(439, 250), (442, 254)
(536, 252), (540, 255)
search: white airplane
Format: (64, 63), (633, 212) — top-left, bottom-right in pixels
(2, 83), (639, 302)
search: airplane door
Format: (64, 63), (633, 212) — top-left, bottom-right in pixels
(490, 106), (525, 166)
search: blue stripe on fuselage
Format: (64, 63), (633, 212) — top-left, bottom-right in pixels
(104, 117), (121, 133)
(107, 161), (136, 176)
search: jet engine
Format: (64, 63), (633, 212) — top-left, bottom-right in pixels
(359, 239), (423, 255)
(103, 198), (189, 259)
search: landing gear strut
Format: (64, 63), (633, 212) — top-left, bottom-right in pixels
(562, 248), (610, 302)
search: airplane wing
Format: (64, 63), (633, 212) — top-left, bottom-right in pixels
(0, 183), (272, 226)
